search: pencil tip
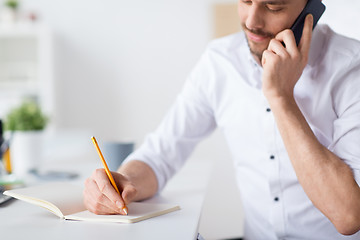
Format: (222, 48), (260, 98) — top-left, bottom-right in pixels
(123, 207), (128, 215)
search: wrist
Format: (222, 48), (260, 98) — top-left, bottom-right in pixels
(262, 83), (295, 101)
(266, 94), (297, 113)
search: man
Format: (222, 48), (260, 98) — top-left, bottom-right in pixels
(83, 0), (360, 239)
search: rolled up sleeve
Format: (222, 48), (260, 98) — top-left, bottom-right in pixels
(123, 52), (216, 191)
(329, 59), (360, 186)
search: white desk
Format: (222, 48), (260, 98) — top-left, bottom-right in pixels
(0, 155), (212, 240)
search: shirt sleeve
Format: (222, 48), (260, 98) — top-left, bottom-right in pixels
(329, 56), (360, 186)
(123, 51), (216, 192)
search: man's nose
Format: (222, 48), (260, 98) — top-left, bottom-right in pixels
(246, 5), (265, 30)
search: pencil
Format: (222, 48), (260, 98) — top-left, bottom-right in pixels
(1, 141), (12, 174)
(91, 136), (128, 215)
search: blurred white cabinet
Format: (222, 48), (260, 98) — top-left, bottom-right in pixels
(0, 24), (54, 125)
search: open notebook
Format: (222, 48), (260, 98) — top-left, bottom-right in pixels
(4, 182), (180, 223)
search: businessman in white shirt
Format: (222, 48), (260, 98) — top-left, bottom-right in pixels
(83, 0), (360, 239)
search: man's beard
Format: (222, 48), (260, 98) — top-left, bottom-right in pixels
(241, 24), (275, 61)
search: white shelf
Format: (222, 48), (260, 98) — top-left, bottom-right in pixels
(0, 23), (54, 124)
(0, 23), (47, 37)
(0, 61), (38, 83)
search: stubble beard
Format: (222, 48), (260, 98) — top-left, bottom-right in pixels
(242, 24), (275, 62)
(248, 41), (265, 62)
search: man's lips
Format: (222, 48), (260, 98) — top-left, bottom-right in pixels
(246, 31), (270, 43)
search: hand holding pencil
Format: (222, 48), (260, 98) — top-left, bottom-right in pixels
(83, 136), (137, 215)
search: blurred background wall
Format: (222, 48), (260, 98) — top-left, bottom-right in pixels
(0, 0), (359, 239)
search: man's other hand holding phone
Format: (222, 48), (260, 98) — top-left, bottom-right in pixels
(261, 14), (313, 101)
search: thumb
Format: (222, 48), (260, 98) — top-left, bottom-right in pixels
(122, 184), (137, 205)
(299, 14), (313, 55)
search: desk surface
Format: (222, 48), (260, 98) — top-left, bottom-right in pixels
(0, 155), (211, 240)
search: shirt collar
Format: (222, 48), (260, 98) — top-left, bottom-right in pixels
(240, 32), (262, 70)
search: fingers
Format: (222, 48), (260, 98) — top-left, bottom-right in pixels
(271, 13), (313, 59)
(262, 49), (275, 67)
(275, 29), (298, 56)
(83, 169), (130, 215)
(93, 169), (126, 208)
(265, 30), (298, 64)
(83, 177), (121, 214)
(299, 14), (313, 57)
(267, 20), (312, 68)
(267, 38), (290, 58)
(262, 36), (290, 68)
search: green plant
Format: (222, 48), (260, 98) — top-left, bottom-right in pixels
(4, 101), (48, 131)
(5, 0), (19, 10)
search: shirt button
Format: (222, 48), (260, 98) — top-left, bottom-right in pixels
(274, 197), (279, 201)
(266, 108), (271, 112)
(270, 155), (275, 160)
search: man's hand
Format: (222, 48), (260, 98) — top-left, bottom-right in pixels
(83, 169), (137, 215)
(261, 14), (313, 101)
(83, 160), (158, 215)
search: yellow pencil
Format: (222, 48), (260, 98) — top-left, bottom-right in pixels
(91, 136), (128, 215)
(3, 147), (12, 174)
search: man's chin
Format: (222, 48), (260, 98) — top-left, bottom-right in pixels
(248, 41), (267, 62)
(242, 24), (273, 61)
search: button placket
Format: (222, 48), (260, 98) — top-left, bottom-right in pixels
(263, 100), (286, 238)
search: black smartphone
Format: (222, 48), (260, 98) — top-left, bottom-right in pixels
(291, 0), (326, 46)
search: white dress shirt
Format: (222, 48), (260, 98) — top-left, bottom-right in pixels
(124, 24), (360, 239)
